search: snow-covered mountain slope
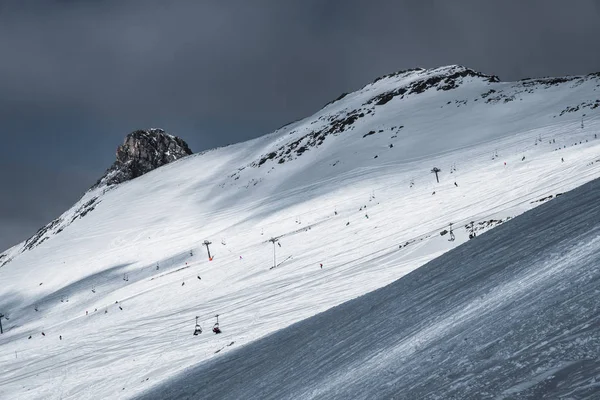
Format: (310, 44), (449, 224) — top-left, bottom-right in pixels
(140, 175), (600, 400)
(1, 65), (600, 399)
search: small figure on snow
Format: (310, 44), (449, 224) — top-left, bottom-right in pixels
(197, 276), (202, 280)
(454, 182), (458, 187)
(320, 263), (323, 269)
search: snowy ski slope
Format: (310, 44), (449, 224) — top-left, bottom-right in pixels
(141, 170), (600, 400)
(1, 65), (600, 399)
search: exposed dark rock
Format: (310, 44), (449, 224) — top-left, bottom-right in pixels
(363, 130), (376, 138)
(366, 67), (499, 107)
(520, 77), (572, 88)
(481, 89), (496, 99)
(70, 197), (99, 223)
(0, 255), (11, 268)
(94, 128), (192, 188)
(372, 68), (424, 84)
(22, 218), (62, 252)
(323, 92), (349, 108)
(558, 100), (600, 116)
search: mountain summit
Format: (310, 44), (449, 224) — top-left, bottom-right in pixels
(94, 128), (193, 188)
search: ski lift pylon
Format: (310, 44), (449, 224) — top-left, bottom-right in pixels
(448, 223), (455, 242)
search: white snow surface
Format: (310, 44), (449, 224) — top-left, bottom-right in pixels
(140, 171), (600, 400)
(1, 65), (600, 399)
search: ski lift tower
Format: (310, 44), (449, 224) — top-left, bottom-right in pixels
(203, 240), (213, 260)
(431, 167), (441, 183)
(269, 238), (279, 269)
(448, 223), (455, 241)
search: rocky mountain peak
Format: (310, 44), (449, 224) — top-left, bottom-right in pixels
(94, 128), (193, 188)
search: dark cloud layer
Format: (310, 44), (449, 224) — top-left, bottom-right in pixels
(1, 0), (599, 250)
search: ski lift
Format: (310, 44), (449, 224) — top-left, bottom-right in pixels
(193, 316), (202, 336)
(468, 221), (476, 240)
(448, 223), (455, 242)
(213, 314), (222, 334)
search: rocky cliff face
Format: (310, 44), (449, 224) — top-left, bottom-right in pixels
(95, 128), (193, 187)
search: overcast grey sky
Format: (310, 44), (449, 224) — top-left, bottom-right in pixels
(1, 0), (599, 251)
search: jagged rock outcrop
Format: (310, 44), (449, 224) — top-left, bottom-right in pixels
(0, 129), (193, 263)
(94, 128), (193, 187)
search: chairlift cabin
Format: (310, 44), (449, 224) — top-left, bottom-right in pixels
(213, 314), (222, 334)
(193, 316), (202, 336)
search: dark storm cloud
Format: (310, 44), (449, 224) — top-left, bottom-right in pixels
(1, 0), (599, 250)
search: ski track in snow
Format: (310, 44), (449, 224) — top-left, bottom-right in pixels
(1, 66), (600, 399)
